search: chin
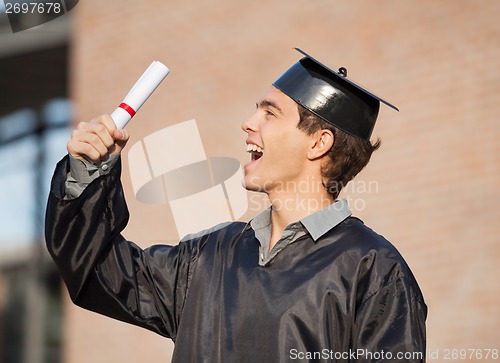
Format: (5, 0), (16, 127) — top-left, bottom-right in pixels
(242, 180), (261, 192)
(242, 176), (266, 193)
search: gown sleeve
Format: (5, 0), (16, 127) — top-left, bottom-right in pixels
(352, 266), (427, 362)
(44, 155), (194, 340)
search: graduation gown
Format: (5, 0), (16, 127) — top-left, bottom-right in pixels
(45, 156), (427, 362)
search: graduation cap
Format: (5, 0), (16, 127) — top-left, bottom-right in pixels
(273, 48), (399, 140)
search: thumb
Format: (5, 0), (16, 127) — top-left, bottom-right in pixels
(113, 129), (130, 141)
(111, 128), (130, 155)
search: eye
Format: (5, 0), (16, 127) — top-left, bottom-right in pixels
(264, 109), (276, 118)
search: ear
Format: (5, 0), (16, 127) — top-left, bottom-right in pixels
(307, 129), (334, 160)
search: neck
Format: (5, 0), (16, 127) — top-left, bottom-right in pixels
(267, 177), (333, 249)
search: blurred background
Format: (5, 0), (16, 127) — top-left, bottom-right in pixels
(0, 0), (499, 362)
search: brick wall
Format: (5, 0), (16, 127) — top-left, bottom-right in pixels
(66, 0), (500, 361)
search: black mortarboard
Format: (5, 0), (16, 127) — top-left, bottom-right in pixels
(273, 48), (399, 140)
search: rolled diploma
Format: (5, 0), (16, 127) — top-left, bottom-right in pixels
(111, 61), (170, 129)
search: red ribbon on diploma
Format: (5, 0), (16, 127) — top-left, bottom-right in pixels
(119, 102), (136, 117)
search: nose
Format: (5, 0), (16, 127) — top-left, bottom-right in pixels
(241, 109), (259, 134)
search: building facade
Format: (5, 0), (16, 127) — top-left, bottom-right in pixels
(19, 1), (500, 362)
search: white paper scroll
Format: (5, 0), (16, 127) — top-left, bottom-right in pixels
(111, 61), (170, 129)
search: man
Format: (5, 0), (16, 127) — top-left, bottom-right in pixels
(45, 49), (427, 362)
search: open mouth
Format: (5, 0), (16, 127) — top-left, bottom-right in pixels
(247, 143), (264, 162)
(251, 153), (262, 161)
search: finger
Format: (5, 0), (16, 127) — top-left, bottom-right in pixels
(67, 138), (103, 163)
(79, 120), (115, 150)
(72, 129), (110, 157)
(94, 114), (117, 135)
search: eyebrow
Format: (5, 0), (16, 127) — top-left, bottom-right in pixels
(256, 99), (284, 115)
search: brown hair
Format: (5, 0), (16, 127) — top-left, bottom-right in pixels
(297, 104), (381, 199)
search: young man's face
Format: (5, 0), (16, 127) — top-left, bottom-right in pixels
(241, 86), (314, 195)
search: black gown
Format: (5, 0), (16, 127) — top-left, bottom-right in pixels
(45, 156), (427, 362)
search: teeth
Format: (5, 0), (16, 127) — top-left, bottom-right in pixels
(246, 144), (264, 153)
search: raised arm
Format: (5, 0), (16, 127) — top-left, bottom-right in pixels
(45, 115), (192, 339)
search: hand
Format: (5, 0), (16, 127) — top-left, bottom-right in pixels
(67, 114), (130, 163)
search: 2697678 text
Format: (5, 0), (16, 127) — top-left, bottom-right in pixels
(4, 1), (62, 14)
